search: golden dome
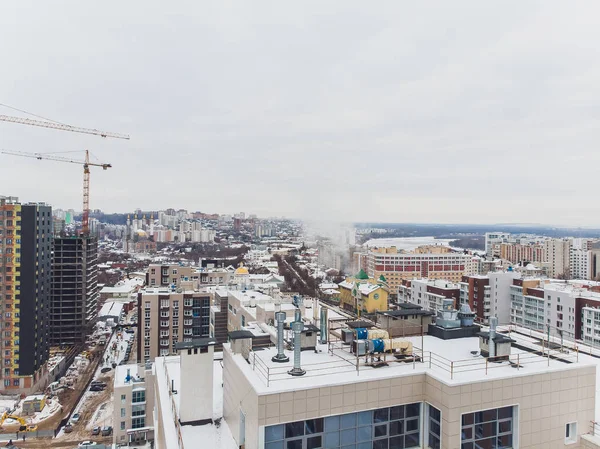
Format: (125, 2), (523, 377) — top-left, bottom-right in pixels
(235, 266), (249, 275)
(136, 229), (148, 238)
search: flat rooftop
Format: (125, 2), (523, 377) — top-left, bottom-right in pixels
(155, 356), (237, 449)
(228, 327), (592, 395)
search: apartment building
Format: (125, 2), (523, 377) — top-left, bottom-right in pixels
(0, 197), (52, 391)
(401, 279), (460, 314)
(146, 263), (233, 288)
(459, 275), (490, 323)
(500, 242), (544, 264)
(50, 235), (99, 345)
(136, 287), (211, 361)
(113, 362), (155, 446)
(459, 272), (520, 324)
(544, 238), (572, 278)
(367, 247), (470, 294)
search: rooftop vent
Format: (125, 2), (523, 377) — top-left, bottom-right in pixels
(271, 311), (289, 363)
(288, 321), (306, 376)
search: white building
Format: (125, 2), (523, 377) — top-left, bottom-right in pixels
(544, 238), (572, 278)
(113, 363), (155, 446)
(488, 271), (521, 324)
(405, 279), (460, 314)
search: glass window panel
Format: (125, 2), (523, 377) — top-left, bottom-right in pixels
(473, 437), (495, 449)
(498, 406), (513, 419)
(373, 439), (389, 449)
(390, 405), (404, 421)
(481, 422), (496, 438)
(286, 439), (303, 449)
(324, 432), (340, 447)
(429, 405), (441, 422)
(341, 428), (356, 445)
(342, 445), (356, 449)
(462, 413), (474, 426)
(341, 413), (357, 429)
(462, 426), (473, 440)
(405, 403), (420, 418)
(373, 408), (389, 423)
(374, 424), (387, 438)
(357, 443), (371, 449)
(266, 442), (284, 449)
(475, 424), (484, 439)
(306, 418), (324, 434)
(325, 416), (340, 432)
(430, 420), (440, 436)
(498, 419), (511, 434)
(405, 418), (419, 433)
(474, 412), (485, 424)
(429, 434), (441, 449)
(307, 435), (322, 449)
(357, 426), (371, 442)
(404, 432), (420, 448)
(357, 411), (372, 426)
(461, 443), (474, 449)
(285, 422), (304, 439)
(497, 433), (513, 449)
(389, 420), (403, 436)
(482, 409), (497, 423)
(265, 425), (284, 442)
(389, 436), (404, 449)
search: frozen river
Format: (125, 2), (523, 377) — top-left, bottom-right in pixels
(363, 236), (454, 250)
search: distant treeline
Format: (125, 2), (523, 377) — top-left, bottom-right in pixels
(355, 223), (600, 241)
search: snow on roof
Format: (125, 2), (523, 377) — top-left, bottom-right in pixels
(156, 356), (237, 449)
(358, 283), (382, 295)
(98, 301), (125, 318)
(229, 329), (593, 395)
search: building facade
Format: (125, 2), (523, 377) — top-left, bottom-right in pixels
(404, 279), (460, 314)
(50, 236), (99, 345)
(137, 287), (211, 362)
(338, 270), (389, 314)
(367, 247), (470, 294)
(0, 197), (52, 391)
(113, 362), (155, 446)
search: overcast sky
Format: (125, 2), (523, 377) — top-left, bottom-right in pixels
(1, 2), (599, 226)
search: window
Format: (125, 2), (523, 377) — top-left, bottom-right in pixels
(427, 404), (441, 449)
(120, 421), (126, 430)
(462, 406), (514, 449)
(132, 390), (146, 403)
(121, 394), (126, 404)
(121, 408), (126, 417)
(265, 404), (421, 449)
(565, 422), (577, 444)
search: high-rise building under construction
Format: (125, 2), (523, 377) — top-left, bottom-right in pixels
(50, 235), (99, 346)
(0, 196), (52, 391)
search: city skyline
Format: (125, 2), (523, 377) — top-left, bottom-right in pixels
(2, 2), (600, 226)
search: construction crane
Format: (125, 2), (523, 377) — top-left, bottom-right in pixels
(0, 114), (130, 140)
(0, 111), (128, 234)
(0, 149), (111, 234)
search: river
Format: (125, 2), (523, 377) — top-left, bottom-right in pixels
(363, 236), (454, 251)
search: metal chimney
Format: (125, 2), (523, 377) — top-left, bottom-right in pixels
(271, 311), (289, 363)
(288, 321), (306, 376)
(320, 307), (328, 344)
(489, 316), (498, 358)
(294, 308), (302, 323)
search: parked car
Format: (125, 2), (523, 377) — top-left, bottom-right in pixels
(100, 367), (112, 373)
(78, 442), (96, 448)
(91, 426), (100, 435)
(70, 413), (81, 423)
(126, 328), (135, 334)
(91, 381), (106, 387)
(101, 426), (113, 436)
(90, 385), (105, 392)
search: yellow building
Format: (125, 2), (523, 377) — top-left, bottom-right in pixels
(338, 269), (389, 315)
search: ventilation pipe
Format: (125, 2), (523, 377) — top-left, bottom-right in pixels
(320, 307), (328, 344)
(288, 321), (306, 376)
(489, 316), (498, 358)
(294, 308), (302, 323)
(271, 311), (289, 363)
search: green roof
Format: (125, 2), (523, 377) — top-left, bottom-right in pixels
(355, 269), (369, 280)
(378, 274), (387, 282)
